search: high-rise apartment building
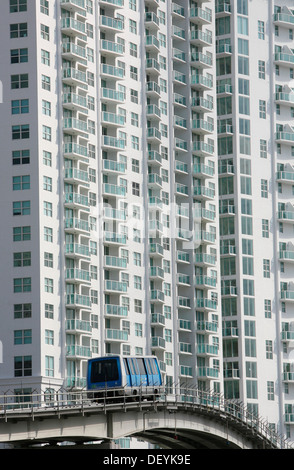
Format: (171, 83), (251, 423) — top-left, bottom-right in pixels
(1, 0), (294, 446)
(0, 0), (221, 407)
(217, 0), (294, 442)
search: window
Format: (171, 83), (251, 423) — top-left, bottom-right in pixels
(13, 200), (30, 216)
(43, 176), (52, 191)
(14, 277), (31, 293)
(42, 125), (51, 141)
(258, 20), (265, 39)
(10, 0), (27, 13)
(267, 381), (274, 401)
(41, 74), (51, 91)
(133, 252), (141, 266)
(131, 112), (138, 127)
(12, 149), (30, 165)
(13, 226), (31, 241)
(135, 323), (142, 337)
(130, 89), (138, 103)
(40, 0), (49, 15)
(14, 329), (32, 345)
(44, 277), (53, 293)
(44, 226), (53, 242)
(131, 135), (139, 150)
(10, 23), (28, 38)
(45, 303), (54, 319)
(132, 182), (140, 196)
(129, 0), (136, 10)
(44, 252), (53, 267)
(14, 251), (31, 267)
(11, 48), (28, 64)
(261, 179), (268, 198)
(134, 299), (142, 313)
(42, 100), (51, 116)
(130, 42), (137, 57)
(262, 219), (269, 238)
(263, 259), (270, 278)
(129, 19), (137, 34)
(130, 66), (138, 80)
(11, 99), (29, 115)
(43, 150), (51, 166)
(14, 356), (32, 377)
(45, 330), (54, 345)
(41, 49), (50, 66)
(14, 303), (32, 319)
(134, 275), (142, 289)
(13, 175), (30, 190)
(11, 74), (29, 89)
(260, 139), (267, 158)
(266, 340), (273, 359)
(259, 100), (266, 118)
(258, 60), (265, 79)
(43, 201), (52, 217)
(45, 356), (54, 377)
(264, 299), (271, 318)
(12, 124), (30, 140)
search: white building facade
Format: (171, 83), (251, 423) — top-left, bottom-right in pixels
(0, 0), (222, 409)
(3, 0), (294, 446)
(217, 0), (294, 442)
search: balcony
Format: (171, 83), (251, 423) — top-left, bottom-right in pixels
(195, 275), (217, 289)
(273, 12), (294, 27)
(194, 231), (216, 245)
(191, 74), (213, 91)
(65, 268), (91, 284)
(197, 367), (219, 379)
(197, 343), (219, 356)
(191, 96), (213, 113)
(190, 52), (213, 69)
(145, 11), (160, 30)
(151, 313), (165, 326)
(193, 163), (214, 178)
(104, 304), (128, 318)
(66, 294), (91, 309)
(104, 255), (127, 269)
(148, 150), (162, 166)
(274, 52), (294, 68)
(146, 81), (161, 97)
(100, 39), (124, 56)
(276, 131), (294, 145)
(102, 159), (126, 174)
(151, 336), (166, 350)
(279, 250), (294, 263)
(61, 17), (86, 37)
(278, 210), (294, 223)
(177, 296), (191, 309)
(192, 141), (214, 156)
(101, 111), (125, 127)
(66, 345), (91, 358)
(102, 135), (126, 150)
(100, 64), (124, 80)
(196, 320), (218, 334)
(103, 207), (126, 221)
(190, 7), (212, 25)
(146, 58), (160, 75)
(63, 93), (88, 114)
(62, 67), (88, 88)
(64, 167), (89, 185)
(190, 30), (212, 46)
(192, 119), (214, 134)
(63, 118), (88, 136)
(65, 243), (90, 259)
(60, 0), (87, 15)
(61, 42), (87, 62)
(64, 217), (90, 234)
(63, 143), (89, 162)
(275, 92), (294, 107)
(105, 329), (128, 342)
(101, 87), (125, 103)
(149, 243), (164, 257)
(195, 253), (216, 266)
(104, 280), (128, 293)
(193, 185), (215, 200)
(64, 192), (89, 211)
(150, 290), (165, 303)
(102, 183), (126, 197)
(147, 127), (161, 142)
(145, 35), (160, 51)
(100, 15), (124, 32)
(281, 290), (294, 302)
(104, 231), (127, 245)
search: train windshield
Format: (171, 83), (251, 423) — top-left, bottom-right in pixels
(90, 359), (119, 383)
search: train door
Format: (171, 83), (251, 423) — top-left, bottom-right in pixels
(126, 358), (137, 386)
(145, 358), (156, 385)
(123, 358), (131, 386)
(136, 358), (148, 386)
(150, 357), (161, 385)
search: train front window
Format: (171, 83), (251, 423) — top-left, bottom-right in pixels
(91, 359), (119, 383)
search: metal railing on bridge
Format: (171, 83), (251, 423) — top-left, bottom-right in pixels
(0, 385), (291, 449)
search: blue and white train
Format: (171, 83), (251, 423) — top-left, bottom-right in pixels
(87, 355), (163, 399)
